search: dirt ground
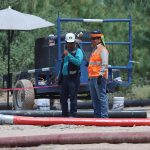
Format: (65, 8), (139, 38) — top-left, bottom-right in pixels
(1, 93), (150, 150)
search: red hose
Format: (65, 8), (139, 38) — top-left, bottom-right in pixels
(13, 116), (150, 126)
(1, 115), (150, 126)
(0, 132), (150, 147)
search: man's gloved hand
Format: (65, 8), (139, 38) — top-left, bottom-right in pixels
(97, 75), (103, 85)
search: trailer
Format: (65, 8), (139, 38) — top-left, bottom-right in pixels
(11, 17), (132, 110)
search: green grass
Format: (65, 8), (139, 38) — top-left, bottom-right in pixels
(131, 85), (150, 99)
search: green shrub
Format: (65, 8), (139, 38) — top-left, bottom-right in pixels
(131, 85), (150, 99)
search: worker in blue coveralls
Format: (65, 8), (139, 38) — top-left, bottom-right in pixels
(59, 33), (83, 117)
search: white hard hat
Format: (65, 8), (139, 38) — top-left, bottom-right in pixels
(49, 34), (55, 37)
(65, 33), (75, 42)
(48, 34), (55, 40)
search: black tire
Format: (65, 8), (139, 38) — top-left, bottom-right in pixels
(13, 79), (35, 110)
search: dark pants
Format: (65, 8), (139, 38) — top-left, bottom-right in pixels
(60, 75), (80, 117)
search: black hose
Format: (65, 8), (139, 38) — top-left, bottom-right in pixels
(1, 99), (150, 110)
(125, 99), (150, 107)
(0, 110), (147, 118)
(0, 102), (12, 110)
(77, 99), (150, 109)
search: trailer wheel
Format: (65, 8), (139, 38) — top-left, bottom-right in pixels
(13, 79), (35, 110)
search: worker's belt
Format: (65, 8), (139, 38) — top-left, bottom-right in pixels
(89, 62), (101, 65)
(88, 76), (98, 79)
(69, 70), (77, 75)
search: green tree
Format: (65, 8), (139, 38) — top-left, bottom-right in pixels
(0, 0), (149, 86)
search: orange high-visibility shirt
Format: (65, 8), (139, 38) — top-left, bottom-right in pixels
(88, 44), (108, 78)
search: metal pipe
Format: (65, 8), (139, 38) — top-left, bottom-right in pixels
(7, 30), (11, 108)
(0, 110), (147, 118)
(57, 16), (61, 61)
(0, 132), (150, 147)
(0, 114), (149, 126)
(60, 18), (130, 22)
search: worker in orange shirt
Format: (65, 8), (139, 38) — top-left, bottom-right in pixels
(88, 30), (109, 118)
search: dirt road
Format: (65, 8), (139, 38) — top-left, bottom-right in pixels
(1, 95), (150, 149)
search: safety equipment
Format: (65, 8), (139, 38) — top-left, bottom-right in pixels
(68, 52), (80, 78)
(91, 30), (103, 38)
(48, 34), (55, 40)
(65, 33), (76, 42)
(91, 30), (105, 46)
(88, 44), (108, 78)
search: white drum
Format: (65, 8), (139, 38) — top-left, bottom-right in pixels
(34, 99), (50, 111)
(112, 97), (124, 111)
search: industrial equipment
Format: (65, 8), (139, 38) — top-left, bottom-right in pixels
(11, 17), (133, 110)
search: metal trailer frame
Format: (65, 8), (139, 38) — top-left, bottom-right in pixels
(17, 16), (133, 95)
(57, 16), (133, 87)
(2, 16), (133, 110)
